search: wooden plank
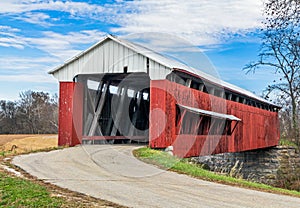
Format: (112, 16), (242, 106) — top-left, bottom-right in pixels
(192, 116), (203, 135)
(94, 81), (104, 112)
(72, 82), (84, 145)
(58, 82), (75, 146)
(88, 82), (109, 136)
(185, 79), (192, 87)
(149, 80), (167, 148)
(104, 85), (122, 135)
(176, 109), (186, 134)
(111, 86), (128, 136)
(84, 80), (102, 134)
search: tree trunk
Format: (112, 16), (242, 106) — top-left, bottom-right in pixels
(291, 93), (299, 145)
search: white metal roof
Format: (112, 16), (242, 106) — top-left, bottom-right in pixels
(49, 34), (276, 106)
(178, 104), (241, 121)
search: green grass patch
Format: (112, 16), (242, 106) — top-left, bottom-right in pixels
(0, 172), (63, 207)
(134, 147), (300, 197)
(279, 139), (298, 148)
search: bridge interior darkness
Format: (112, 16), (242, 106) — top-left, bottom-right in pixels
(76, 73), (150, 144)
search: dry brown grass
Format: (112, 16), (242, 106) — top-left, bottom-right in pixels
(0, 135), (37, 145)
(0, 134), (57, 153)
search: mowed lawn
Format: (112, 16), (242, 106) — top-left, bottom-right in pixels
(0, 172), (63, 207)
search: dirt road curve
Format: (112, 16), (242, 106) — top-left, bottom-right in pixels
(13, 145), (300, 208)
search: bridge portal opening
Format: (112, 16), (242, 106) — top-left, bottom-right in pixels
(75, 73), (150, 144)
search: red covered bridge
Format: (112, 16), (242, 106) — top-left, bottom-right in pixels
(49, 35), (280, 157)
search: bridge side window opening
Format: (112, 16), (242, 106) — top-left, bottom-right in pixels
(175, 105), (239, 136)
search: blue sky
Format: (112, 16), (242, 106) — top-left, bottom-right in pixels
(0, 0), (278, 101)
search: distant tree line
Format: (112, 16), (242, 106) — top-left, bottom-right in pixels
(0, 91), (58, 134)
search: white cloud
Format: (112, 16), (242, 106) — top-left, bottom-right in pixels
(0, 27), (106, 60)
(24, 30), (106, 60)
(0, 0), (107, 30)
(0, 25), (20, 32)
(0, 0), (104, 18)
(0, 73), (57, 83)
(110, 0), (264, 46)
(16, 12), (53, 27)
(0, 40), (24, 49)
(0, 56), (59, 70)
(123, 32), (203, 53)
(0, 1), (265, 47)
(0, 28), (107, 86)
(0, 23), (107, 87)
(0, 25), (25, 48)
(0, 55), (59, 87)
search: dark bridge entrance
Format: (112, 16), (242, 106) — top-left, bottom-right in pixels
(76, 73), (150, 144)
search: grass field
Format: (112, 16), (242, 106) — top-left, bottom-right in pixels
(0, 134), (58, 154)
(0, 172), (63, 207)
(0, 135), (39, 145)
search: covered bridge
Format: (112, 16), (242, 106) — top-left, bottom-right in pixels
(49, 35), (280, 157)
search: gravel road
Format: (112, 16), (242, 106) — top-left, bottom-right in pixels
(12, 145), (300, 208)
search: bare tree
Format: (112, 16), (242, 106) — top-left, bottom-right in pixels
(244, 0), (300, 144)
(17, 91), (58, 134)
(49, 93), (58, 129)
(0, 91), (58, 134)
(18, 91), (35, 133)
(0, 100), (18, 133)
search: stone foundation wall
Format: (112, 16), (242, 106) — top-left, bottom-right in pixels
(191, 146), (300, 186)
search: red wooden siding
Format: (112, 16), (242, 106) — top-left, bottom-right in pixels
(149, 80), (280, 157)
(72, 82), (84, 145)
(58, 82), (83, 146)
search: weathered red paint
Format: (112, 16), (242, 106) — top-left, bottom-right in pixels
(72, 82), (83, 145)
(58, 82), (73, 146)
(149, 80), (280, 157)
(58, 82), (83, 146)
(58, 78), (280, 157)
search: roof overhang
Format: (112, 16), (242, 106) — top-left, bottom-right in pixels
(177, 104), (241, 121)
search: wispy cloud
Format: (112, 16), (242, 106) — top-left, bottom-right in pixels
(0, 37), (25, 49)
(0, 73), (57, 83)
(0, 1), (264, 46)
(15, 12), (54, 27)
(0, 27), (106, 86)
(0, 0), (107, 29)
(0, 25), (20, 32)
(0, 56), (59, 70)
(0, 55), (59, 85)
(0, 0), (104, 17)
(0, 56), (58, 87)
(0, 25), (25, 49)
(0, 26), (106, 60)
(24, 30), (106, 60)
(110, 0), (264, 46)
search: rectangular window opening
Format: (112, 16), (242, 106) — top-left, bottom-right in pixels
(175, 104), (240, 136)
